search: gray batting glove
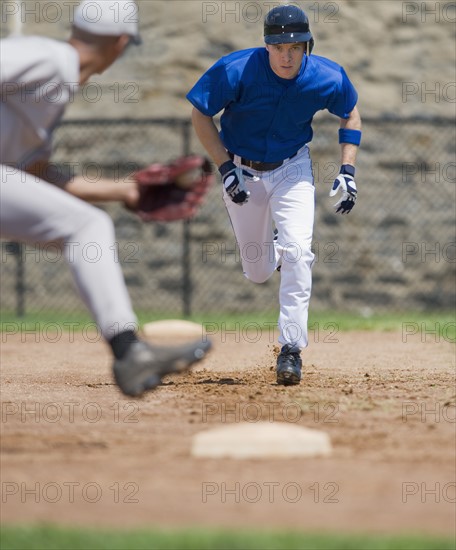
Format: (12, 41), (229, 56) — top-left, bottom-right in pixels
(330, 164), (357, 214)
(218, 160), (252, 205)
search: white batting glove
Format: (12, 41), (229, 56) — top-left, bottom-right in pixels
(218, 160), (254, 205)
(330, 164), (357, 214)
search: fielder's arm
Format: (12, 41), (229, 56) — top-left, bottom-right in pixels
(191, 108), (230, 167)
(26, 159), (139, 208)
(339, 106), (362, 166)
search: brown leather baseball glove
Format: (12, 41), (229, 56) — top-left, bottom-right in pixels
(132, 155), (215, 222)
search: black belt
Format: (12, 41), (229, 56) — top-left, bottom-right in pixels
(228, 151), (297, 172)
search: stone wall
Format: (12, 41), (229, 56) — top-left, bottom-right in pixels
(1, 1), (454, 315)
(1, 1), (455, 119)
(1, 118), (454, 315)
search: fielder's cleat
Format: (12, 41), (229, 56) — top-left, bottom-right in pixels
(276, 343), (302, 385)
(113, 339), (212, 397)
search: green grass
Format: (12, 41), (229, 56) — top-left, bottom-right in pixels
(0, 525), (454, 550)
(1, 310), (454, 337)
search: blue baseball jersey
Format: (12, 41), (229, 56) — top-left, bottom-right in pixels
(187, 48), (358, 163)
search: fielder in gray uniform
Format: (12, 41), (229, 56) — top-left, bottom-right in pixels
(0, 0), (211, 397)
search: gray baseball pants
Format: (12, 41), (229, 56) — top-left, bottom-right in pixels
(0, 165), (137, 340)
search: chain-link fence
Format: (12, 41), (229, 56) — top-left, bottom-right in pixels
(1, 117), (455, 318)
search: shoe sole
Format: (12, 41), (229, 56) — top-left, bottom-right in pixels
(126, 374), (162, 397)
(277, 369), (301, 386)
(115, 340), (212, 397)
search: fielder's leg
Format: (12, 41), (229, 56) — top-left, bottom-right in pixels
(0, 166), (211, 396)
(0, 165), (137, 338)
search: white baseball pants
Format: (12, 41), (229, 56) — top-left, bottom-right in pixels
(0, 165), (137, 340)
(223, 146), (315, 349)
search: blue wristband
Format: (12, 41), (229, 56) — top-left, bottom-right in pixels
(339, 128), (362, 146)
(341, 164), (355, 177)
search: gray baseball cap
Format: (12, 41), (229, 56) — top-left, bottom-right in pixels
(73, 0), (141, 45)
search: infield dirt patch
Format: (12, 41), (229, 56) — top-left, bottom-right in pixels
(1, 330), (455, 536)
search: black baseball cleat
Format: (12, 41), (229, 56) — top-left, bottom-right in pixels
(276, 344), (302, 385)
(113, 339), (212, 397)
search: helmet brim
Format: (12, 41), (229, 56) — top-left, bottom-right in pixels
(265, 32), (312, 45)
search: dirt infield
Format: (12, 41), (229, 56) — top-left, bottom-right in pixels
(1, 330), (455, 536)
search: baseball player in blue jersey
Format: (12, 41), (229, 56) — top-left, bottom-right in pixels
(187, 5), (361, 385)
(0, 0), (211, 396)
